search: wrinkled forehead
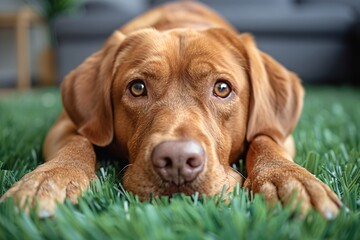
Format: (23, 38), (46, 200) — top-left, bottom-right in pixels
(113, 29), (245, 79)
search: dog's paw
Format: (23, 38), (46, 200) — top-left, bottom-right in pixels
(0, 162), (96, 217)
(244, 161), (342, 219)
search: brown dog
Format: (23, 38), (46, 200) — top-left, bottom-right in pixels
(1, 1), (341, 217)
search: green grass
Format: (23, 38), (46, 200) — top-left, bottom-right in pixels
(0, 87), (359, 239)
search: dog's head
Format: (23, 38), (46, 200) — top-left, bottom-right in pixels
(61, 28), (303, 198)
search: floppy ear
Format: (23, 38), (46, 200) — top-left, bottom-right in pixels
(239, 33), (304, 144)
(61, 31), (125, 147)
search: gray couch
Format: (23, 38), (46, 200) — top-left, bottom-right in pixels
(54, 0), (360, 84)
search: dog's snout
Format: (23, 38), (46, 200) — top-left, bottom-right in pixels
(151, 140), (205, 185)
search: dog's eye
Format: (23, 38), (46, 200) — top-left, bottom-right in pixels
(129, 81), (147, 97)
(213, 81), (231, 98)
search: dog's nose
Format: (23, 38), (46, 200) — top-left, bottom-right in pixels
(151, 140), (205, 185)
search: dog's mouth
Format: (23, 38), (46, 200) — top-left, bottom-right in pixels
(161, 183), (197, 196)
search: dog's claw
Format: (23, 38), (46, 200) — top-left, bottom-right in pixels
(323, 208), (336, 220)
(38, 208), (53, 218)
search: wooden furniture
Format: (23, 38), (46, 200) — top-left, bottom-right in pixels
(0, 6), (43, 89)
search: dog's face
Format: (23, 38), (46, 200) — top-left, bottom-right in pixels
(62, 28), (302, 199)
(111, 29), (249, 197)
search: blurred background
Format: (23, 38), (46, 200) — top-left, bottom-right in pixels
(0, 0), (359, 90)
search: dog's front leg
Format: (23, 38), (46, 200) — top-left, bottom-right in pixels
(1, 112), (97, 217)
(244, 135), (342, 219)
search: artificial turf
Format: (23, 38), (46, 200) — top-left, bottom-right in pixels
(0, 87), (359, 239)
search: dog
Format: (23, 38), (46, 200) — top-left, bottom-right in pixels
(1, 1), (342, 218)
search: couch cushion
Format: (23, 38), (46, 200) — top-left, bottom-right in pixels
(152, 0), (293, 7)
(84, 0), (149, 14)
(299, 0), (360, 13)
(55, 15), (131, 39)
(54, 0), (147, 39)
(216, 4), (357, 36)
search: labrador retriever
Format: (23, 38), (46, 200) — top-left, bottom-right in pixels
(1, 1), (342, 218)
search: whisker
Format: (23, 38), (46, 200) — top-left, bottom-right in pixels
(230, 167), (246, 180)
(118, 164), (133, 178)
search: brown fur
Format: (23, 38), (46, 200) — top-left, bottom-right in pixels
(1, 1), (341, 217)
